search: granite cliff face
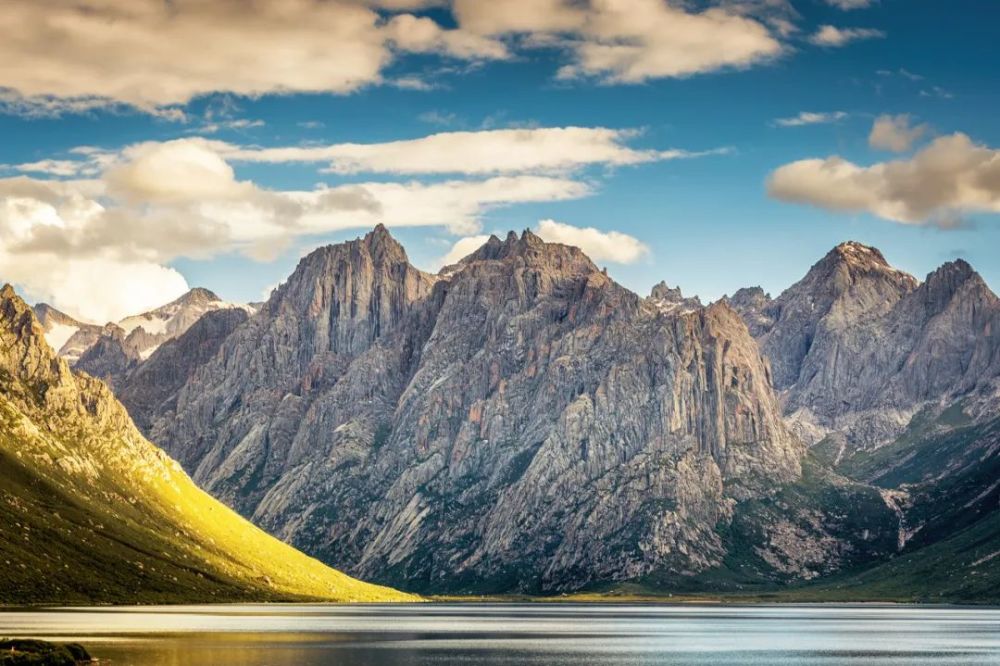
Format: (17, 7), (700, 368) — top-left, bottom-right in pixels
(147, 226), (801, 592)
(74, 323), (138, 390)
(726, 242), (1000, 447)
(0, 284), (410, 604)
(118, 307), (251, 434)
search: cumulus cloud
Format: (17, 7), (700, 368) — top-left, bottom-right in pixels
(773, 111), (848, 127)
(534, 219), (650, 263)
(385, 14), (508, 60)
(1, 123), (715, 317)
(0, 0), (505, 112)
(437, 235), (491, 267)
(0, 0), (796, 114)
(0, 177), (191, 321)
(0, 136), (599, 318)
(809, 25), (885, 47)
(767, 133), (1000, 225)
(868, 114), (929, 152)
(451, 0), (786, 82)
(553, 0), (783, 83)
(223, 127), (729, 175)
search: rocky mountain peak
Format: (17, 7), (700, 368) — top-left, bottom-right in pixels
(362, 223), (409, 263)
(805, 241), (918, 292)
(0, 285), (69, 394)
(725, 286), (772, 314)
(177, 287), (222, 305)
(33, 302), (75, 326)
(721, 286), (775, 338)
(649, 281), (683, 302)
(99, 322), (126, 339)
(920, 259), (990, 303)
(751, 242), (919, 391)
(647, 280), (703, 314)
(461, 229), (597, 278)
(1, 284), (44, 350)
(829, 240), (891, 267)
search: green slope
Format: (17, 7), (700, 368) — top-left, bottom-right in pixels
(788, 510), (1000, 603)
(0, 285), (415, 605)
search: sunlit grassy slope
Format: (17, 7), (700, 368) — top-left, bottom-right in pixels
(0, 285), (415, 604)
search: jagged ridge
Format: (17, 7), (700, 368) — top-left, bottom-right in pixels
(144, 226), (801, 593)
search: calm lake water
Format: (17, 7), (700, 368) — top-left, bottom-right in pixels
(0, 603), (998, 665)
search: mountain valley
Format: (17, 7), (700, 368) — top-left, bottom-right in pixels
(4, 226), (998, 603)
(93, 227), (999, 601)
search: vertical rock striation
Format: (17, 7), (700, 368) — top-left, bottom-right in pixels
(149, 226), (801, 592)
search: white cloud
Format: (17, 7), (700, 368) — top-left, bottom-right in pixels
(5, 256), (190, 324)
(773, 111), (848, 127)
(199, 118), (266, 135)
(550, 0), (784, 83)
(0, 1), (797, 114)
(10, 160), (86, 178)
(824, 0), (874, 9)
(810, 25), (885, 47)
(0, 0), (504, 112)
(223, 127), (728, 175)
(921, 86), (955, 100)
(437, 235), (491, 268)
(534, 219), (650, 264)
(1, 123), (719, 317)
(0, 179), (190, 321)
(767, 133), (1000, 225)
(385, 14), (507, 60)
(868, 114), (929, 152)
(455, 0), (787, 83)
(0, 137), (598, 317)
(418, 110), (459, 126)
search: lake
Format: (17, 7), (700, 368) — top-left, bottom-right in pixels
(0, 603), (998, 665)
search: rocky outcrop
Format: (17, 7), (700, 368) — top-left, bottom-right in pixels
(0, 283), (410, 604)
(60, 288), (253, 391)
(118, 287), (251, 360)
(34, 288), (250, 370)
(32, 303), (101, 363)
(149, 226), (801, 593)
(119, 307), (251, 433)
(728, 242), (1000, 447)
(647, 281), (703, 314)
(73, 323), (139, 389)
(722, 287), (774, 338)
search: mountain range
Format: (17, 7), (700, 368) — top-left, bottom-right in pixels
(0, 285), (411, 604)
(4, 225), (998, 603)
(102, 227), (998, 600)
(34, 288), (252, 389)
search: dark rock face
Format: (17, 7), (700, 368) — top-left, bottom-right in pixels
(727, 242), (1000, 447)
(149, 226), (801, 592)
(722, 287), (774, 338)
(74, 323), (139, 389)
(118, 307), (251, 433)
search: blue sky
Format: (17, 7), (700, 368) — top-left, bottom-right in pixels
(1, 0), (998, 321)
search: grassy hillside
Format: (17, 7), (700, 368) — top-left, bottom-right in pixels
(0, 285), (414, 605)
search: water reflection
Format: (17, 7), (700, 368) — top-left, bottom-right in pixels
(1, 604), (998, 665)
